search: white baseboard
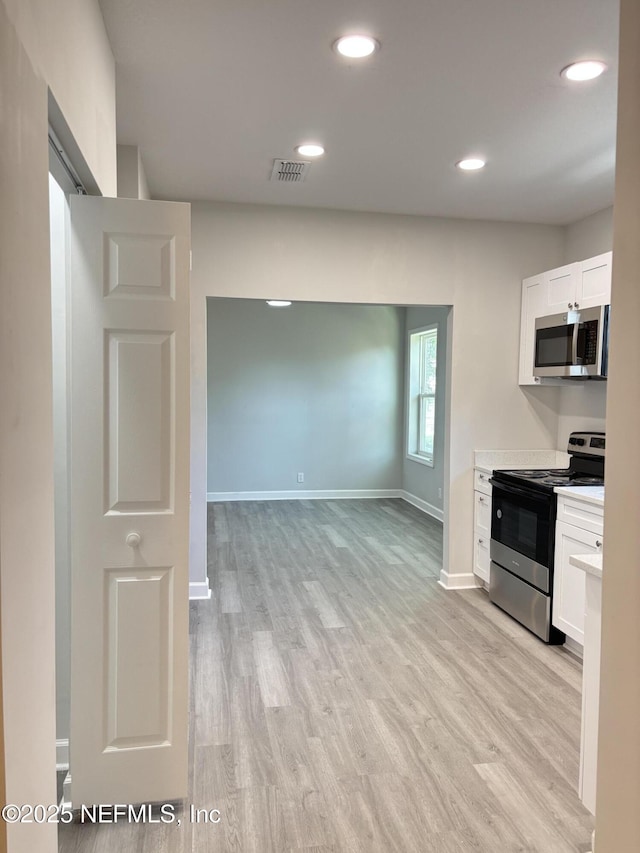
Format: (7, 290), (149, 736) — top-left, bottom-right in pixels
(438, 570), (483, 590)
(563, 636), (584, 658)
(189, 580), (212, 600)
(399, 490), (444, 523)
(62, 772), (72, 809)
(207, 489), (402, 502)
(56, 738), (69, 771)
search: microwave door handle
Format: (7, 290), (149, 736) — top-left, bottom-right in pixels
(571, 321), (580, 364)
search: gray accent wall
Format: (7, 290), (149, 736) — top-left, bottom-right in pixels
(207, 299), (405, 494)
(402, 306), (450, 513)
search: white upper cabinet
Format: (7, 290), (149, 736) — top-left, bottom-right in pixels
(518, 251), (612, 386)
(577, 252), (613, 309)
(519, 273), (546, 385)
(545, 263), (581, 313)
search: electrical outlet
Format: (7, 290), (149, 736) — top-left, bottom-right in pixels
(297, 472), (304, 483)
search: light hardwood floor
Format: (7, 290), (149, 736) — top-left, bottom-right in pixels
(60, 499), (594, 852)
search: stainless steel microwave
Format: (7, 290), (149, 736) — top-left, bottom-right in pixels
(533, 305), (609, 379)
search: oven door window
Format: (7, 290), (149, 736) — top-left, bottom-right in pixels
(491, 485), (552, 566)
(535, 324), (574, 368)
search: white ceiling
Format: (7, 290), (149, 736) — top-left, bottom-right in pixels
(98, 0), (619, 225)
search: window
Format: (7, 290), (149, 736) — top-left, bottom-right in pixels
(407, 326), (438, 465)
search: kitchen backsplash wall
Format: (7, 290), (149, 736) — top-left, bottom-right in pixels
(556, 384), (607, 449)
(555, 205), (612, 449)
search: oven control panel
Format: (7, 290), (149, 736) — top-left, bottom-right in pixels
(567, 432), (605, 456)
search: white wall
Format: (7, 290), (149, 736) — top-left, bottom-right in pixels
(402, 306), (450, 514)
(190, 201), (565, 590)
(3, 0), (116, 196)
(117, 144), (150, 200)
(0, 2), (115, 850)
(564, 206), (614, 264)
(555, 385), (608, 448)
(207, 300), (404, 495)
(595, 1), (640, 847)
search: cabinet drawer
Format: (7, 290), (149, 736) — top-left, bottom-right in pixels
(557, 496), (604, 535)
(474, 469), (492, 496)
(474, 490), (491, 537)
(473, 535), (490, 583)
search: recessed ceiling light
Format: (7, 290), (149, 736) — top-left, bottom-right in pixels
(561, 60), (607, 81)
(334, 35), (379, 59)
(266, 300), (292, 307)
(456, 158), (486, 171)
(295, 144), (325, 158)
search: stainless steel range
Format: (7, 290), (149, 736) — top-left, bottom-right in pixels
(489, 432), (605, 643)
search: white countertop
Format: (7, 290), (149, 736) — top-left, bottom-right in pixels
(555, 485), (605, 507)
(474, 449), (570, 474)
(569, 552), (603, 579)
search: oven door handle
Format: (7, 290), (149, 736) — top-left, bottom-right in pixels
(489, 479), (552, 504)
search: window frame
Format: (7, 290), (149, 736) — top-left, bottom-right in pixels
(406, 324), (438, 467)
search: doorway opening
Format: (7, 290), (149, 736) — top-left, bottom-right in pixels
(205, 297), (452, 589)
(206, 297), (451, 514)
(49, 160), (74, 810)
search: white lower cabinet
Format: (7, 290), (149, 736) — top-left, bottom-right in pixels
(473, 532), (491, 583)
(473, 470), (492, 583)
(552, 497), (604, 645)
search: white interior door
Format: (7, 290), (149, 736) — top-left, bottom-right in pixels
(69, 196), (191, 805)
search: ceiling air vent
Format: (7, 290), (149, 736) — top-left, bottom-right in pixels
(270, 159), (311, 183)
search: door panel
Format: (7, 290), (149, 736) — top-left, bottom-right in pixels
(69, 196), (190, 806)
(106, 331), (173, 512)
(105, 567), (172, 749)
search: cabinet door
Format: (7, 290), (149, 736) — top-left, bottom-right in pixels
(518, 274), (546, 385)
(545, 263), (580, 313)
(474, 490), (491, 538)
(552, 521), (603, 644)
(473, 535), (491, 583)
(576, 252), (612, 309)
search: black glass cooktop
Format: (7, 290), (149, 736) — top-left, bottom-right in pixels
(492, 467), (604, 493)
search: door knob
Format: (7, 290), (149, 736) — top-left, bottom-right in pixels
(568, 302), (574, 309)
(574, 302), (580, 309)
(126, 531), (142, 548)
(596, 540), (602, 548)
